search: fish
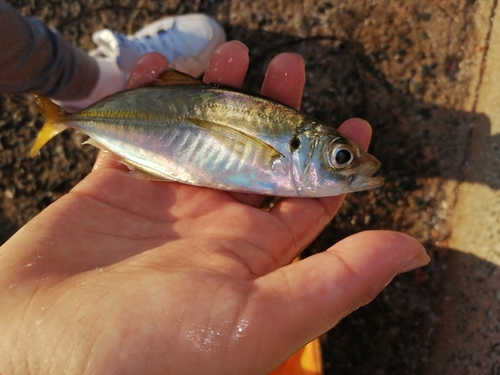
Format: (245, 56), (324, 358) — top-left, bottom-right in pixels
(30, 68), (383, 197)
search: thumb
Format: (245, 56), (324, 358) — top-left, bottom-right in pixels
(254, 231), (428, 366)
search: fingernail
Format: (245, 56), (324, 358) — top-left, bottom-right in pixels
(397, 250), (430, 274)
(226, 40), (249, 53)
(214, 40), (249, 56)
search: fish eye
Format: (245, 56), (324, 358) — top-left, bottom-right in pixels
(329, 144), (355, 169)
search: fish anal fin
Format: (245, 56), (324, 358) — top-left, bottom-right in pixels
(185, 117), (283, 163)
(120, 158), (177, 182)
(82, 138), (109, 151)
(150, 68), (204, 86)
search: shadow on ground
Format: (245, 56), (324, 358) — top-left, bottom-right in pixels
(0, 1), (498, 374)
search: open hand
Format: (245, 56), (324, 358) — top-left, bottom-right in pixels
(0, 41), (429, 375)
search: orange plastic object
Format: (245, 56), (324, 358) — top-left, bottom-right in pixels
(268, 337), (323, 375)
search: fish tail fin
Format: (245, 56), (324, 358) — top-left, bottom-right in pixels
(30, 90), (69, 158)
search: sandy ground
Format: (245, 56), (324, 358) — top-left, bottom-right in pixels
(1, 0), (498, 374)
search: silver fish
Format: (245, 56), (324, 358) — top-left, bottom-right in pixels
(30, 69), (383, 197)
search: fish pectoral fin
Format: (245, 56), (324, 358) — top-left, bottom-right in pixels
(150, 68), (205, 87)
(185, 117), (283, 163)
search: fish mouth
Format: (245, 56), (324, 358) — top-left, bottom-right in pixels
(348, 162), (384, 192)
(353, 175), (385, 191)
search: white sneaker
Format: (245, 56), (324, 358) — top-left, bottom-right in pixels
(90, 14), (226, 77)
(56, 14), (225, 111)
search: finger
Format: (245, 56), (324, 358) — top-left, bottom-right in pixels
(203, 40), (249, 87)
(254, 231), (429, 366)
(267, 118), (373, 260)
(338, 117), (373, 152)
(261, 53), (305, 110)
(126, 52), (169, 89)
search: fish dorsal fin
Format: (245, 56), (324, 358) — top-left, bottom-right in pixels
(150, 68), (205, 86)
(185, 117), (283, 164)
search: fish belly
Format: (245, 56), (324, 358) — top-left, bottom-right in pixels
(83, 118), (295, 195)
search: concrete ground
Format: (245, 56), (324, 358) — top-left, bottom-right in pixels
(423, 1), (500, 373)
(1, 0), (499, 374)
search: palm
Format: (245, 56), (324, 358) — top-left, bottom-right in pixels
(9, 165), (338, 374)
(0, 42), (427, 375)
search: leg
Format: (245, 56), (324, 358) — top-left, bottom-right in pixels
(0, 1), (225, 110)
(0, 0), (99, 100)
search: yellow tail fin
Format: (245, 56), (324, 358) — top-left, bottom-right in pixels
(30, 90), (69, 157)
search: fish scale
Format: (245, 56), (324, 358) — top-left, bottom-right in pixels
(29, 68), (383, 197)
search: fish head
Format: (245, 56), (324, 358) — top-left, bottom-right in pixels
(299, 125), (383, 196)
